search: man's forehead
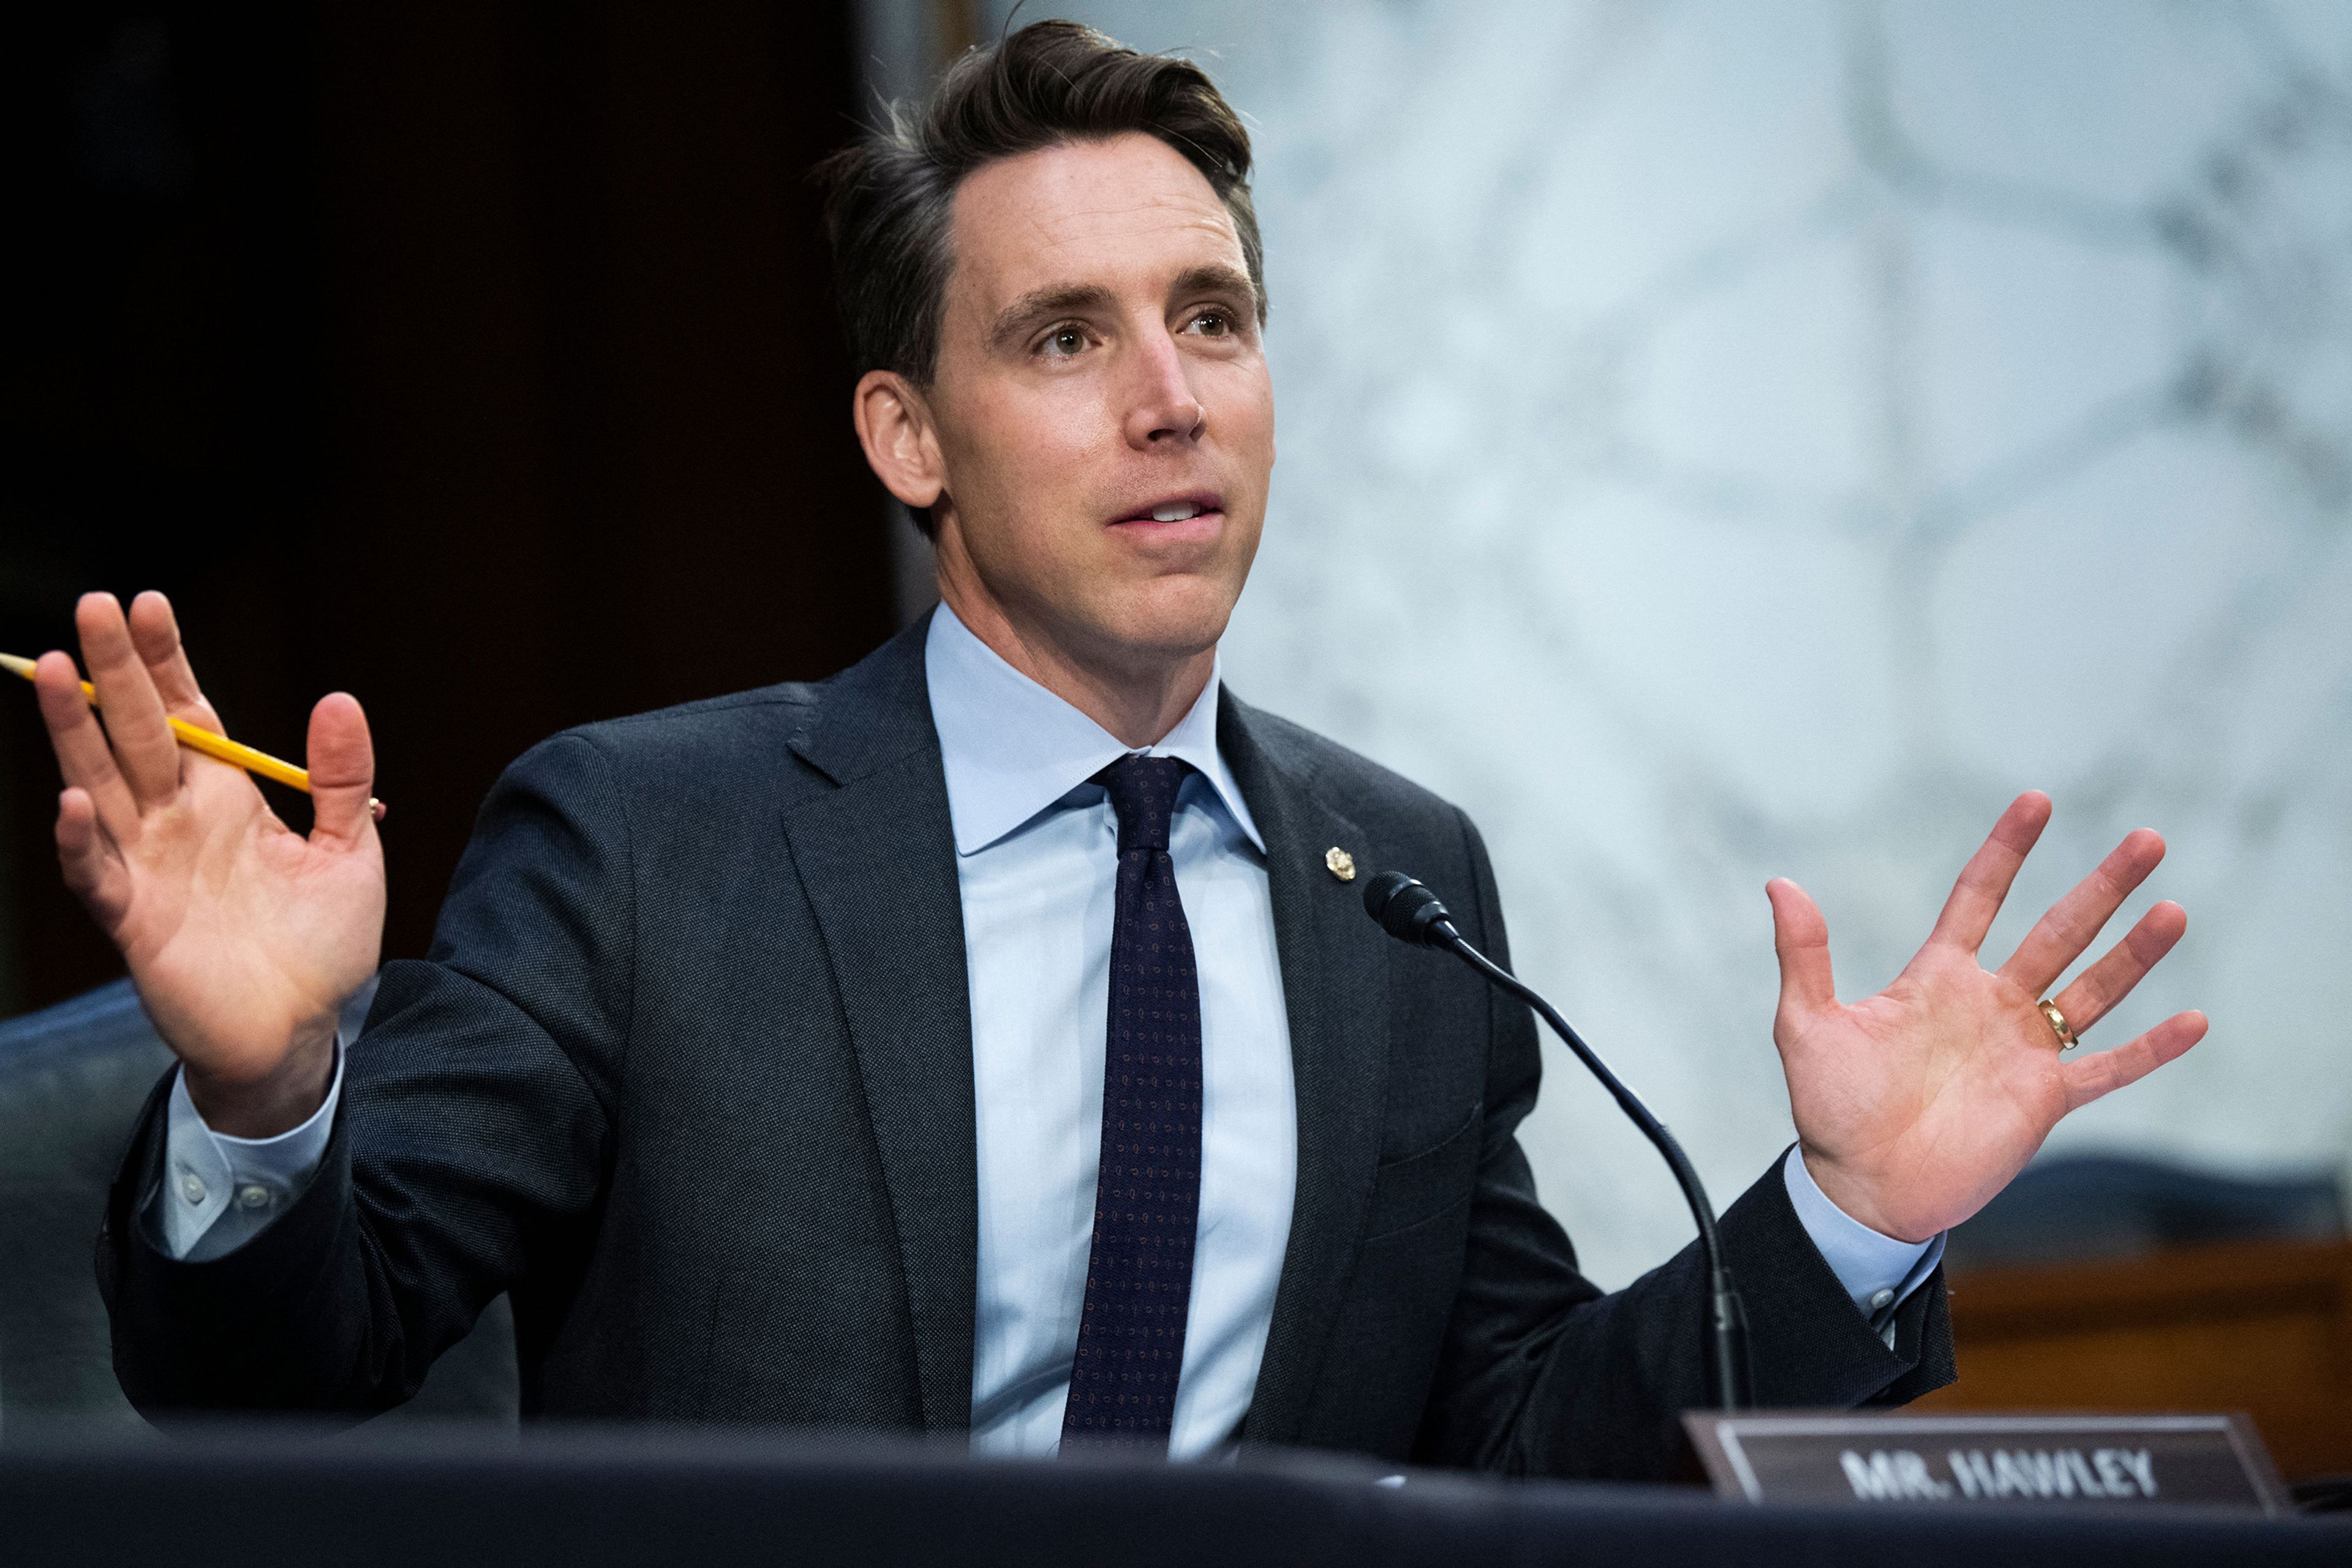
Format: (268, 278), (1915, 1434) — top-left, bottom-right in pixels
(948, 134), (1245, 306)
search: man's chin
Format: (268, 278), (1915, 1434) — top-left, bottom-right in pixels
(1082, 581), (1241, 666)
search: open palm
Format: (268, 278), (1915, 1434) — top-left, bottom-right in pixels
(1770, 793), (2206, 1244)
(36, 592), (384, 1135)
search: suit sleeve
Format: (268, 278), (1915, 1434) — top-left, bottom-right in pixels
(1409, 812), (1956, 1479)
(97, 733), (634, 1419)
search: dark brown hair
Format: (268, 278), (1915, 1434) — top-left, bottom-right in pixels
(815, 19), (1265, 394)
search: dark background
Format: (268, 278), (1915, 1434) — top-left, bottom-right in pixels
(0, 2), (894, 1019)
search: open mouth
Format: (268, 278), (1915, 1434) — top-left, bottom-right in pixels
(1111, 492), (1225, 528)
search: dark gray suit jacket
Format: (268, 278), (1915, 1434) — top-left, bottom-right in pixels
(100, 614), (1953, 1477)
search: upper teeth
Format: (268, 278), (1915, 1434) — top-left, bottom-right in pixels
(1151, 503), (1202, 522)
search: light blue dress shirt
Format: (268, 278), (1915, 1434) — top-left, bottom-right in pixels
(157, 601), (1940, 1436)
(924, 603), (1295, 1457)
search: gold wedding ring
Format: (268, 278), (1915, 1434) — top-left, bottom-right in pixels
(2037, 999), (2079, 1051)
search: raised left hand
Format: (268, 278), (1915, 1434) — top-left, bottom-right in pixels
(1769, 791), (2207, 1243)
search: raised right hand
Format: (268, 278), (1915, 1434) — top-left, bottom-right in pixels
(36, 590), (385, 1136)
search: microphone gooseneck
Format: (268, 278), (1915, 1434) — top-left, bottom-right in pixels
(1361, 871), (1751, 1412)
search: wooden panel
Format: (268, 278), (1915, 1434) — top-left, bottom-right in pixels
(1915, 1237), (2352, 1480)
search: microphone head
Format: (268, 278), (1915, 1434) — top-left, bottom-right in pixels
(1363, 870), (1458, 948)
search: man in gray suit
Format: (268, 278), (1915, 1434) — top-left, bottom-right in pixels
(32, 23), (2203, 1476)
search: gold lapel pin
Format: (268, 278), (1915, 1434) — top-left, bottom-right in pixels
(1325, 846), (1357, 882)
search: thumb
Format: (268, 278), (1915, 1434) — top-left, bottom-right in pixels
(1767, 877), (1836, 1017)
(306, 692), (376, 847)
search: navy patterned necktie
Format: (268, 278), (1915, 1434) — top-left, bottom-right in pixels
(1061, 754), (1204, 1450)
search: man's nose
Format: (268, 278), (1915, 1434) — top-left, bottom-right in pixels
(1121, 330), (1205, 450)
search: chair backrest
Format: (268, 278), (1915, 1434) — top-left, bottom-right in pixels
(1947, 1150), (2346, 1272)
(0, 978), (518, 1429)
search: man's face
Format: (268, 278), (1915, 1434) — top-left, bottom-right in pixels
(915, 133), (1273, 671)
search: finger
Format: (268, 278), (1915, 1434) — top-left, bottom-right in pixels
(56, 788), (132, 932)
(1926, 791), (2051, 954)
(1767, 877), (1836, 1017)
(2048, 899), (2186, 1035)
(126, 590), (225, 733)
(305, 692), (377, 848)
(2064, 1010), (2206, 1111)
(1998, 828), (2166, 998)
(33, 650), (141, 837)
(77, 592), (183, 807)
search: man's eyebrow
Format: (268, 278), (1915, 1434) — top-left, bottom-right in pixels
(988, 284), (1118, 352)
(1169, 264), (1259, 315)
(986, 266), (1262, 352)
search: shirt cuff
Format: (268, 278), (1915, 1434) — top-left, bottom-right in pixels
(157, 1035), (344, 1261)
(1781, 1144), (1945, 1327)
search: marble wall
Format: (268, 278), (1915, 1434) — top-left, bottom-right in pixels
(891, 0), (2352, 1286)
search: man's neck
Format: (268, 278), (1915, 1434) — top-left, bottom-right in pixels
(935, 579), (1215, 750)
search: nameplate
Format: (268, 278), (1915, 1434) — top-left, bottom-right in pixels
(1683, 1411), (2288, 1515)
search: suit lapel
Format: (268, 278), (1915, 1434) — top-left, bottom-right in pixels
(1220, 695), (1392, 1446)
(781, 616), (978, 1433)
(774, 639), (1393, 1442)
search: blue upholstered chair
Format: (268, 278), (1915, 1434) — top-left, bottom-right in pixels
(0, 977), (518, 1429)
(1945, 1150), (2346, 1272)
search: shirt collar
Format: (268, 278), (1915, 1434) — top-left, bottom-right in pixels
(924, 600), (1264, 857)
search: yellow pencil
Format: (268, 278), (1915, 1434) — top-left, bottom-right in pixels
(2, 652), (383, 820)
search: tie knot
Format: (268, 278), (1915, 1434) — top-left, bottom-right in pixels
(1096, 755), (1190, 855)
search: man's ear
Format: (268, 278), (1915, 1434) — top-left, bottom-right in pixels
(852, 370), (946, 510)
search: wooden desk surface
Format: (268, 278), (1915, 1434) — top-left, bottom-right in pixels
(1915, 1236), (2352, 1480)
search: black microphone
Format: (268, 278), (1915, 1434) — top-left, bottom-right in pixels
(1363, 870), (1751, 1411)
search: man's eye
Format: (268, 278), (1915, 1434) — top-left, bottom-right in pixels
(1041, 326), (1088, 358)
(1185, 310), (1231, 337)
